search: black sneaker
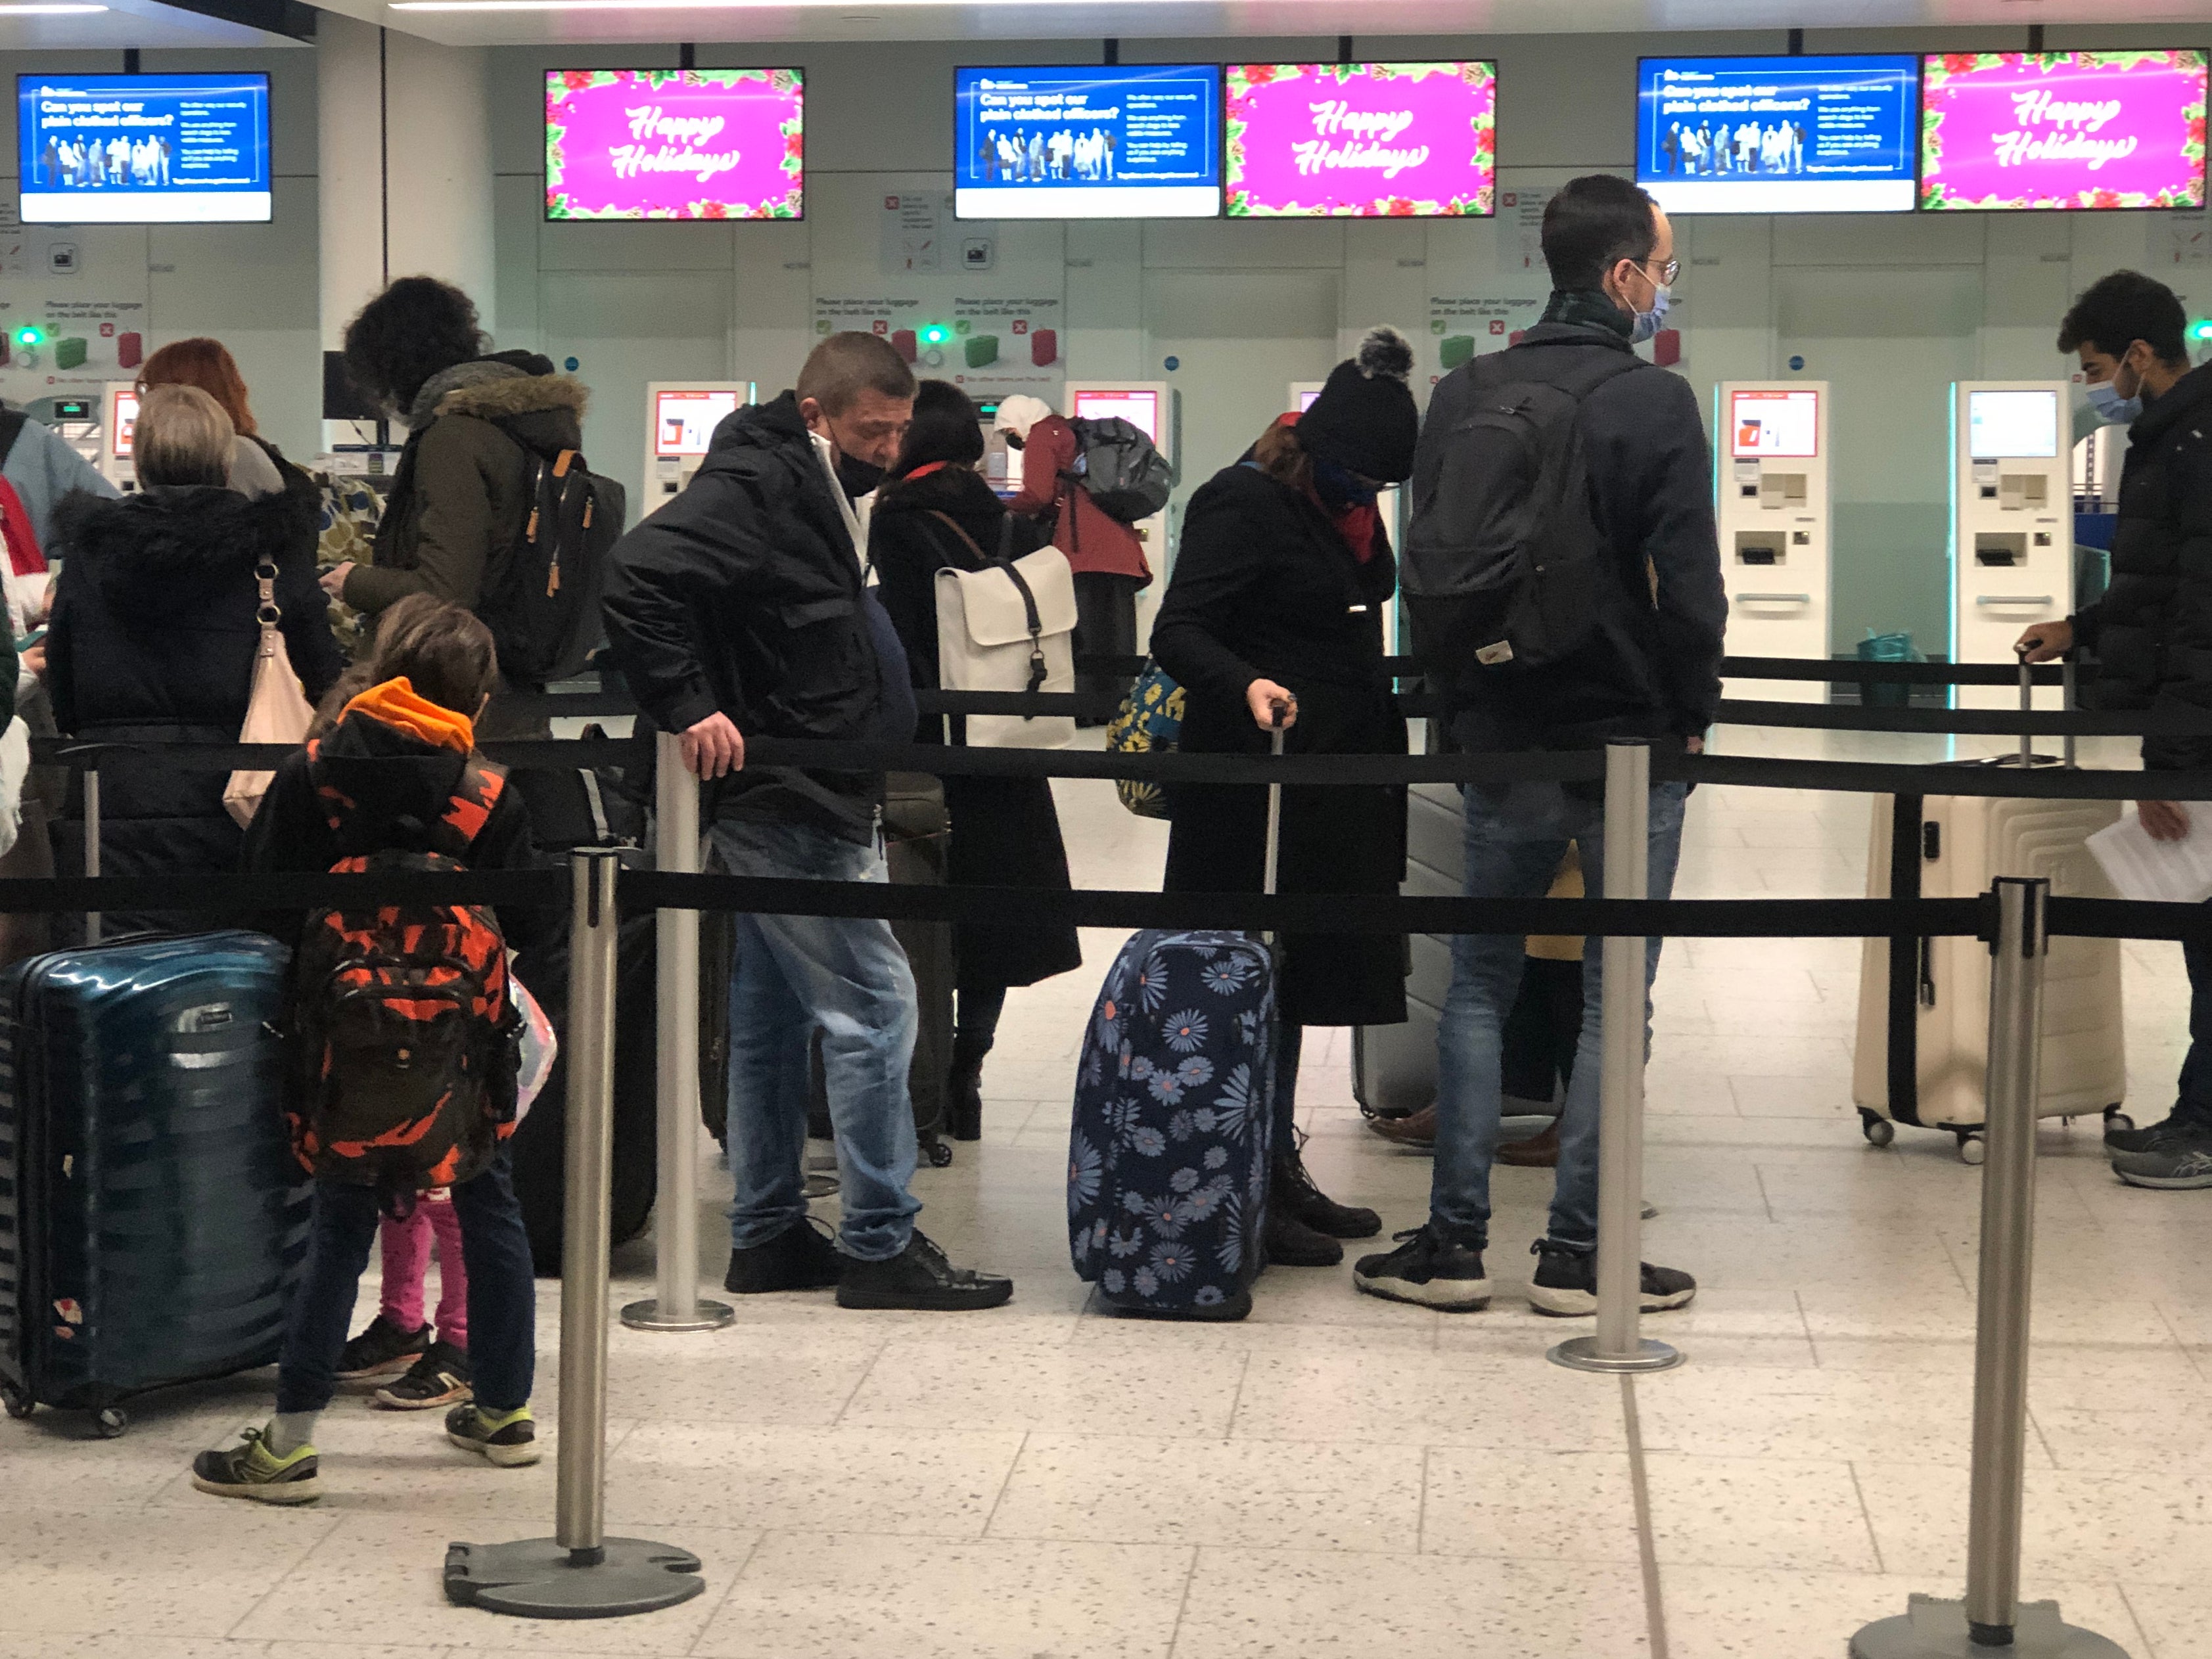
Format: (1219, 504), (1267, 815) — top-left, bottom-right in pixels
(837, 1231), (1013, 1311)
(335, 1314), (430, 1382)
(1352, 1225), (1491, 1312)
(190, 1425), (321, 1505)
(726, 1218), (844, 1294)
(1274, 1134), (1383, 1240)
(1525, 1239), (1696, 1317)
(2106, 1112), (2207, 1156)
(2111, 1127), (2212, 1189)
(374, 1341), (471, 1410)
(445, 1403), (541, 1468)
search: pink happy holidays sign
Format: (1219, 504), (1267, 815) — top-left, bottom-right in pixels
(545, 68), (804, 221)
(1226, 62), (1496, 217)
(1920, 50), (2208, 211)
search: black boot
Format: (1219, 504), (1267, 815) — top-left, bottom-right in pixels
(1274, 1133), (1383, 1240)
(1265, 1201), (1343, 1267)
(946, 1056), (984, 1142)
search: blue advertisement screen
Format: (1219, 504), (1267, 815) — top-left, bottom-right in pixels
(1636, 55), (1918, 215)
(955, 64), (1222, 219)
(18, 72), (272, 224)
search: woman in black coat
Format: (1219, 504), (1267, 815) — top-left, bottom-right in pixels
(869, 380), (1083, 1134)
(47, 384), (345, 935)
(1151, 328), (1418, 1269)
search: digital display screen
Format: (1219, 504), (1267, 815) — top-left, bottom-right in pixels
(1297, 389), (1322, 411)
(18, 73), (271, 225)
(955, 65), (1222, 219)
(1071, 388), (1161, 442)
(1968, 389), (2061, 459)
(1637, 55), (1919, 214)
(1224, 61), (1496, 217)
(1920, 51), (2210, 212)
(1731, 389), (1820, 458)
(655, 389), (740, 456)
(112, 389), (137, 459)
(545, 68), (804, 221)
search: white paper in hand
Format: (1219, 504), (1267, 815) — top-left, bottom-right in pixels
(2088, 807), (2212, 905)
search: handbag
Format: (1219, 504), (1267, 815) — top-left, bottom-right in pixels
(929, 512), (1078, 750)
(1105, 660), (1185, 819)
(223, 559), (316, 829)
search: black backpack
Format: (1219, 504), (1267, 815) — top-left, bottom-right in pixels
(480, 448), (627, 685)
(1065, 416), (1175, 524)
(1401, 350), (1646, 687)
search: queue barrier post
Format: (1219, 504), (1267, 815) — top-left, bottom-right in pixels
(82, 760), (99, 942)
(1550, 739), (1682, 1376)
(1849, 878), (2129, 1659)
(444, 850), (709, 1619)
(622, 731), (733, 1334)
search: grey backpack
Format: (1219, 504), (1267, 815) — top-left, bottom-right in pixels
(1065, 416), (1175, 524)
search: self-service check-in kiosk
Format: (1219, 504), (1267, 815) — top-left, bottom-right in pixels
(1067, 380), (1178, 647)
(1717, 382), (1830, 702)
(1952, 381), (2069, 709)
(28, 395), (103, 474)
(100, 383), (138, 493)
(644, 382), (754, 516)
(1291, 377), (1404, 653)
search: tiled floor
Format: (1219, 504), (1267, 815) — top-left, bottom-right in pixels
(5, 725), (2205, 1657)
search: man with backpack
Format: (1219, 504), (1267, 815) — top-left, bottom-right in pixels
(603, 330), (1013, 1312)
(1357, 173), (1725, 1317)
(996, 394), (1167, 722)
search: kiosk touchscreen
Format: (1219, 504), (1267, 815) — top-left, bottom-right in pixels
(1066, 380), (1177, 646)
(1952, 381), (2069, 708)
(644, 382), (754, 516)
(1292, 377), (1404, 652)
(101, 383), (139, 492)
(1716, 382), (1830, 702)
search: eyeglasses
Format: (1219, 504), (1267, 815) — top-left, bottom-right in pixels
(1639, 256), (1681, 286)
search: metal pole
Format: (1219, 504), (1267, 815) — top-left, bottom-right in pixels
(2061, 661), (2077, 772)
(82, 762), (99, 942)
(622, 732), (733, 1334)
(1849, 877), (2128, 1658)
(2017, 657), (2033, 771)
(443, 846), (710, 1620)
(1551, 740), (1681, 1376)
(557, 847), (620, 1562)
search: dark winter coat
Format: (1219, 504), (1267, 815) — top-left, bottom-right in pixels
(1416, 302), (1727, 751)
(870, 465), (1082, 991)
(601, 390), (886, 844)
(346, 353), (589, 624)
(46, 473), (346, 932)
(1152, 460), (1408, 1028)
(2070, 362), (2212, 771)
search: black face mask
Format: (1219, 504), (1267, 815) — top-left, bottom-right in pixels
(835, 449), (886, 499)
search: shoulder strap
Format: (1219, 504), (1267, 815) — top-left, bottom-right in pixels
(925, 509), (994, 566)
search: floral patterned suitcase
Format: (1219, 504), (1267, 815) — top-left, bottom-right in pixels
(1069, 929), (1276, 1321)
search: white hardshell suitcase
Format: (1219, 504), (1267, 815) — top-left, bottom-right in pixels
(1851, 788), (2127, 1160)
(1352, 782), (1461, 1117)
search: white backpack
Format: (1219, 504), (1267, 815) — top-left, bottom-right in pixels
(927, 512), (1078, 750)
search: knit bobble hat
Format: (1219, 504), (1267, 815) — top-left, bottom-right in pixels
(1295, 326), (1419, 484)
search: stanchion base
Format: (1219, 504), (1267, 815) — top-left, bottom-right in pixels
(444, 1536), (706, 1619)
(1547, 1335), (1685, 1375)
(1851, 1595), (2132, 1658)
(619, 1298), (737, 1333)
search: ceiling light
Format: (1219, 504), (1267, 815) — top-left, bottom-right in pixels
(397, 0), (1178, 9)
(0, 5), (112, 13)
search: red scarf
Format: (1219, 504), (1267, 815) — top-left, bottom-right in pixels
(0, 477), (44, 576)
(1278, 412), (1380, 564)
(899, 461), (951, 484)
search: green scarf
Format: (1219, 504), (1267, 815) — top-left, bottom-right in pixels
(1540, 290), (1634, 340)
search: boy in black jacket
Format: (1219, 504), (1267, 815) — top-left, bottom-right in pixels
(191, 597), (544, 1503)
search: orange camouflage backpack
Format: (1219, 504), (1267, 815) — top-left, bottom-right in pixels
(286, 746), (521, 1209)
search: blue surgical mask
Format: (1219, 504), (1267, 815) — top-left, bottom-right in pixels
(1312, 457), (1380, 511)
(2084, 377), (2142, 426)
(1631, 283), (1672, 346)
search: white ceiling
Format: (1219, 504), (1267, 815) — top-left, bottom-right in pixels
(309, 0), (2212, 50)
(0, 0), (303, 49)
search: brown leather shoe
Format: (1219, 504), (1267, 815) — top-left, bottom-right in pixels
(1366, 1105), (1436, 1150)
(1496, 1121), (1560, 1168)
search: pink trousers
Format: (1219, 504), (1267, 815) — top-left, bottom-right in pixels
(377, 1193), (469, 1348)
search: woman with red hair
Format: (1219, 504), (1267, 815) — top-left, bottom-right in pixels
(137, 336), (290, 499)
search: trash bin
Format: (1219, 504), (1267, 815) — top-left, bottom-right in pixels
(1856, 630), (1920, 709)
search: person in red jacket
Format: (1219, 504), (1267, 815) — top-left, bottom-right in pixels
(995, 394), (1151, 723)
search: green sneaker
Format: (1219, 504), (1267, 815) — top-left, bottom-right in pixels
(190, 1425), (321, 1505)
(446, 1402), (540, 1468)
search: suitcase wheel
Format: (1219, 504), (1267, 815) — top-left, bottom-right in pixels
(92, 1405), (128, 1439)
(1, 1382), (30, 1421)
(924, 1137), (954, 1169)
(1858, 1110), (1895, 1149)
(2104, 1106), (2134, 1132)
(1957, 1133), (1986, 1167)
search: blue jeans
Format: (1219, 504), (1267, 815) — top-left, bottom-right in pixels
(1431, 778), (1690, 1250)
(275, 1152), (536, 1415)
(710, 817), (922, 1262)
